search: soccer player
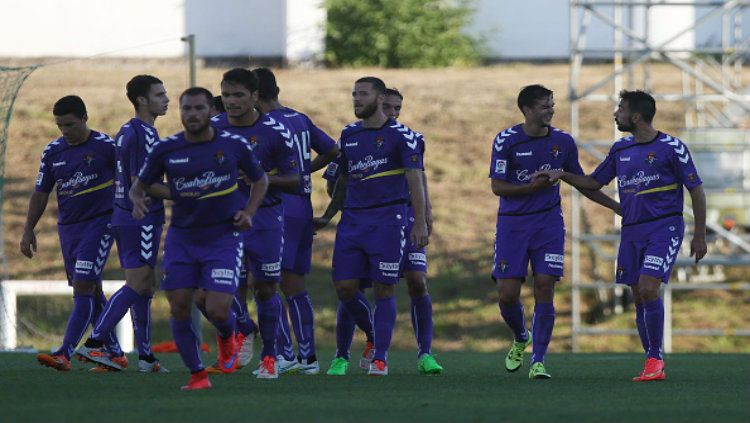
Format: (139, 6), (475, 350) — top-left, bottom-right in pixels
(252, 67), (339, 375)
(22, 95), (123, 371)
(207, 68), (300, 378)
(323, 76), (428, 376)
(489, 84), (619, 379)
(77, 75), (170, 373)
(533, 90), (707, 382)
(130, 86), (268, 390)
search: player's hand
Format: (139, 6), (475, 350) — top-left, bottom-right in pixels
(20, 230), (37, 259)
(131, 196), (150, 220)
(533, 169), (564, 183)
(690, 234), (707, 264)
(233, 210), (254, 231)
(312, 217), (330, 233)
(411, 222), (429, 249)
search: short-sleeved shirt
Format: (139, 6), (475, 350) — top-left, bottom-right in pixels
(211, 112), (299, 228)
(137, 130), (265, 230)
(591, 132), (703, 226)
(112, 118), (165, 226)
(268, 107), (337, 219)
(36, 130), (116, 225)
(489, 124), (584, 225)
(323, 118), (424, 226)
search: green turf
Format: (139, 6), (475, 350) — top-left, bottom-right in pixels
(2, 352), (747, 423)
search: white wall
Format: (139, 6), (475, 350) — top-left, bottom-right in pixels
(286, 0), (326, 63)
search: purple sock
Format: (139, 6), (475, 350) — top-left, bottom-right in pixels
(256, 294), (281, 359)
(91, 285), (139, 348)
(232, 295), (257, 336)
(93, 292), (122, 356)
(57, 295), (95, 359)
(342, 291), (374, 343)
(288, 291), (316, 360)
(373, 296), (397, 362)
(531, 302), (555, 364)
(335, 302), (355, 360)
(499, 302), (528, 342)
(635, 304), (648, 355)
(211, 309), (237, 339)
(411, 295), (434, 357)
(276, 294), (295, 360)
(130, 294), (153, 357)
(169, 318), (203, 373)
(643, 298), (664, 360)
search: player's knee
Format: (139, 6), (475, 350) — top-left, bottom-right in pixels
(406, 274), (428, 298)
(253, 280), (276, 301)
(72, 280), (97, 296)
(280, 276), (305, 298)
(126, 267), (155, 296)
(373, 283), (395, 299)
(169, 303), (192, 320)
(335, 283), (358, 301)
(639, 285), (660, 302)
(205, 304), (229, 322)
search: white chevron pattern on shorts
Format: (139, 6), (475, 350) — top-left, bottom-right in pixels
(94, 234), (112, 275)
(140, 225), (154, 261)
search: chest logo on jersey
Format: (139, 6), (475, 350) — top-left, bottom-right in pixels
(374, 136), (385, 149)
(349, 155), (388, 173)
(619, 156), (631, 162)
(516, 151), (533, 157)
(345, 141), (358, 147)
(83, 152), (95, 165)
(645, 152), (657, 166)
(214, 150), (226, 165)
(550, 145), (561, 158)
(53, 161), (67, 167)
(169, 157), (190, 165)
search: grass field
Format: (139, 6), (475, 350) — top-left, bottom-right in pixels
(1, 351), (747, 423)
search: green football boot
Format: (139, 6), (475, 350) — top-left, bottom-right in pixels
(505, 331), (532, 372)
(417, 354), (444, 375)
(528, 361), (552, 380)
(326, 357), (349, 376)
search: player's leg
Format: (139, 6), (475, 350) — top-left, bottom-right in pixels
(494, 223), (532, 373)
(280, 216), (318, 373)
(405, 270), (442, 374)
(167, 287), (210, 390)
(616, 236), (649, 356)
(366, 225), (405, 376)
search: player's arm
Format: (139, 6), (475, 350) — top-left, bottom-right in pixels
(688, 184), (707, 263)
(491, 178), (554, 197)
(423, 172), (434, 235)
(308, 120), (340, 173)
(532, 170), (604, 191)
(310, 144), (340, 173)
(129, 178), (152, 220)
(20, 191), (50, 258)
(235, 171), (269, 230)
(577, 188), (621, 215)
(130, 176), (171, 200)
(314, 174), (346, 231)
(406, 169), (429, 248)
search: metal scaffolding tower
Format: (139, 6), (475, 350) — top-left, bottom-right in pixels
(568, 0), (750, 352)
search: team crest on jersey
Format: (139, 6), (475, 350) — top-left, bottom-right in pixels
(249, 136), (258, 146)
(214, 150), (226, 165)
(645, 152), (657, 166)
(374, 136), (385, 149)
(688, 173), (696, 182)
(83, 152), (95, 165)
(550, 145), (561, 158)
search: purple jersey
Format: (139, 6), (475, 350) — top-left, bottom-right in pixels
(211, 112), (299, 228)
(324, 119), (424, 226)
(269, 107), (337, 219)
(489, 124), (584, 223)
(112, 118), (165, 226)
(35, 130), (116, 225)
(138, 130), (265, 230)
(591, 132), (702, 226)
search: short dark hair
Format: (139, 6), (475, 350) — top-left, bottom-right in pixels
(222, 68), (258, 93)
(179, 87), (213, 105)
(252, 67), (280, 101)
(53, 95), (87, 119)
(385, 88), (403, 100)
(355, 76), (386, 94)
(212, 95), (225, 113)
(126, 74), (163, 109)
(620, 90), (656, 123)
(517, 84), (553, 112)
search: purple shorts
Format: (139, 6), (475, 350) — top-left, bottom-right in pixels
(281, 216), (313, 275)
(616, 216), (685, 285)
(492, 218), (565, 280)
(58, 214), (113, 285)
(401, 212), (428, 275)
(113, 224), (162, 269)
(161, 227), (243, 294)
(241, 226), (283, 283)
(332, 222), (405, 285)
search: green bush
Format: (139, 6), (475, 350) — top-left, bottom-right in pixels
(324, 0), (483, 68)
